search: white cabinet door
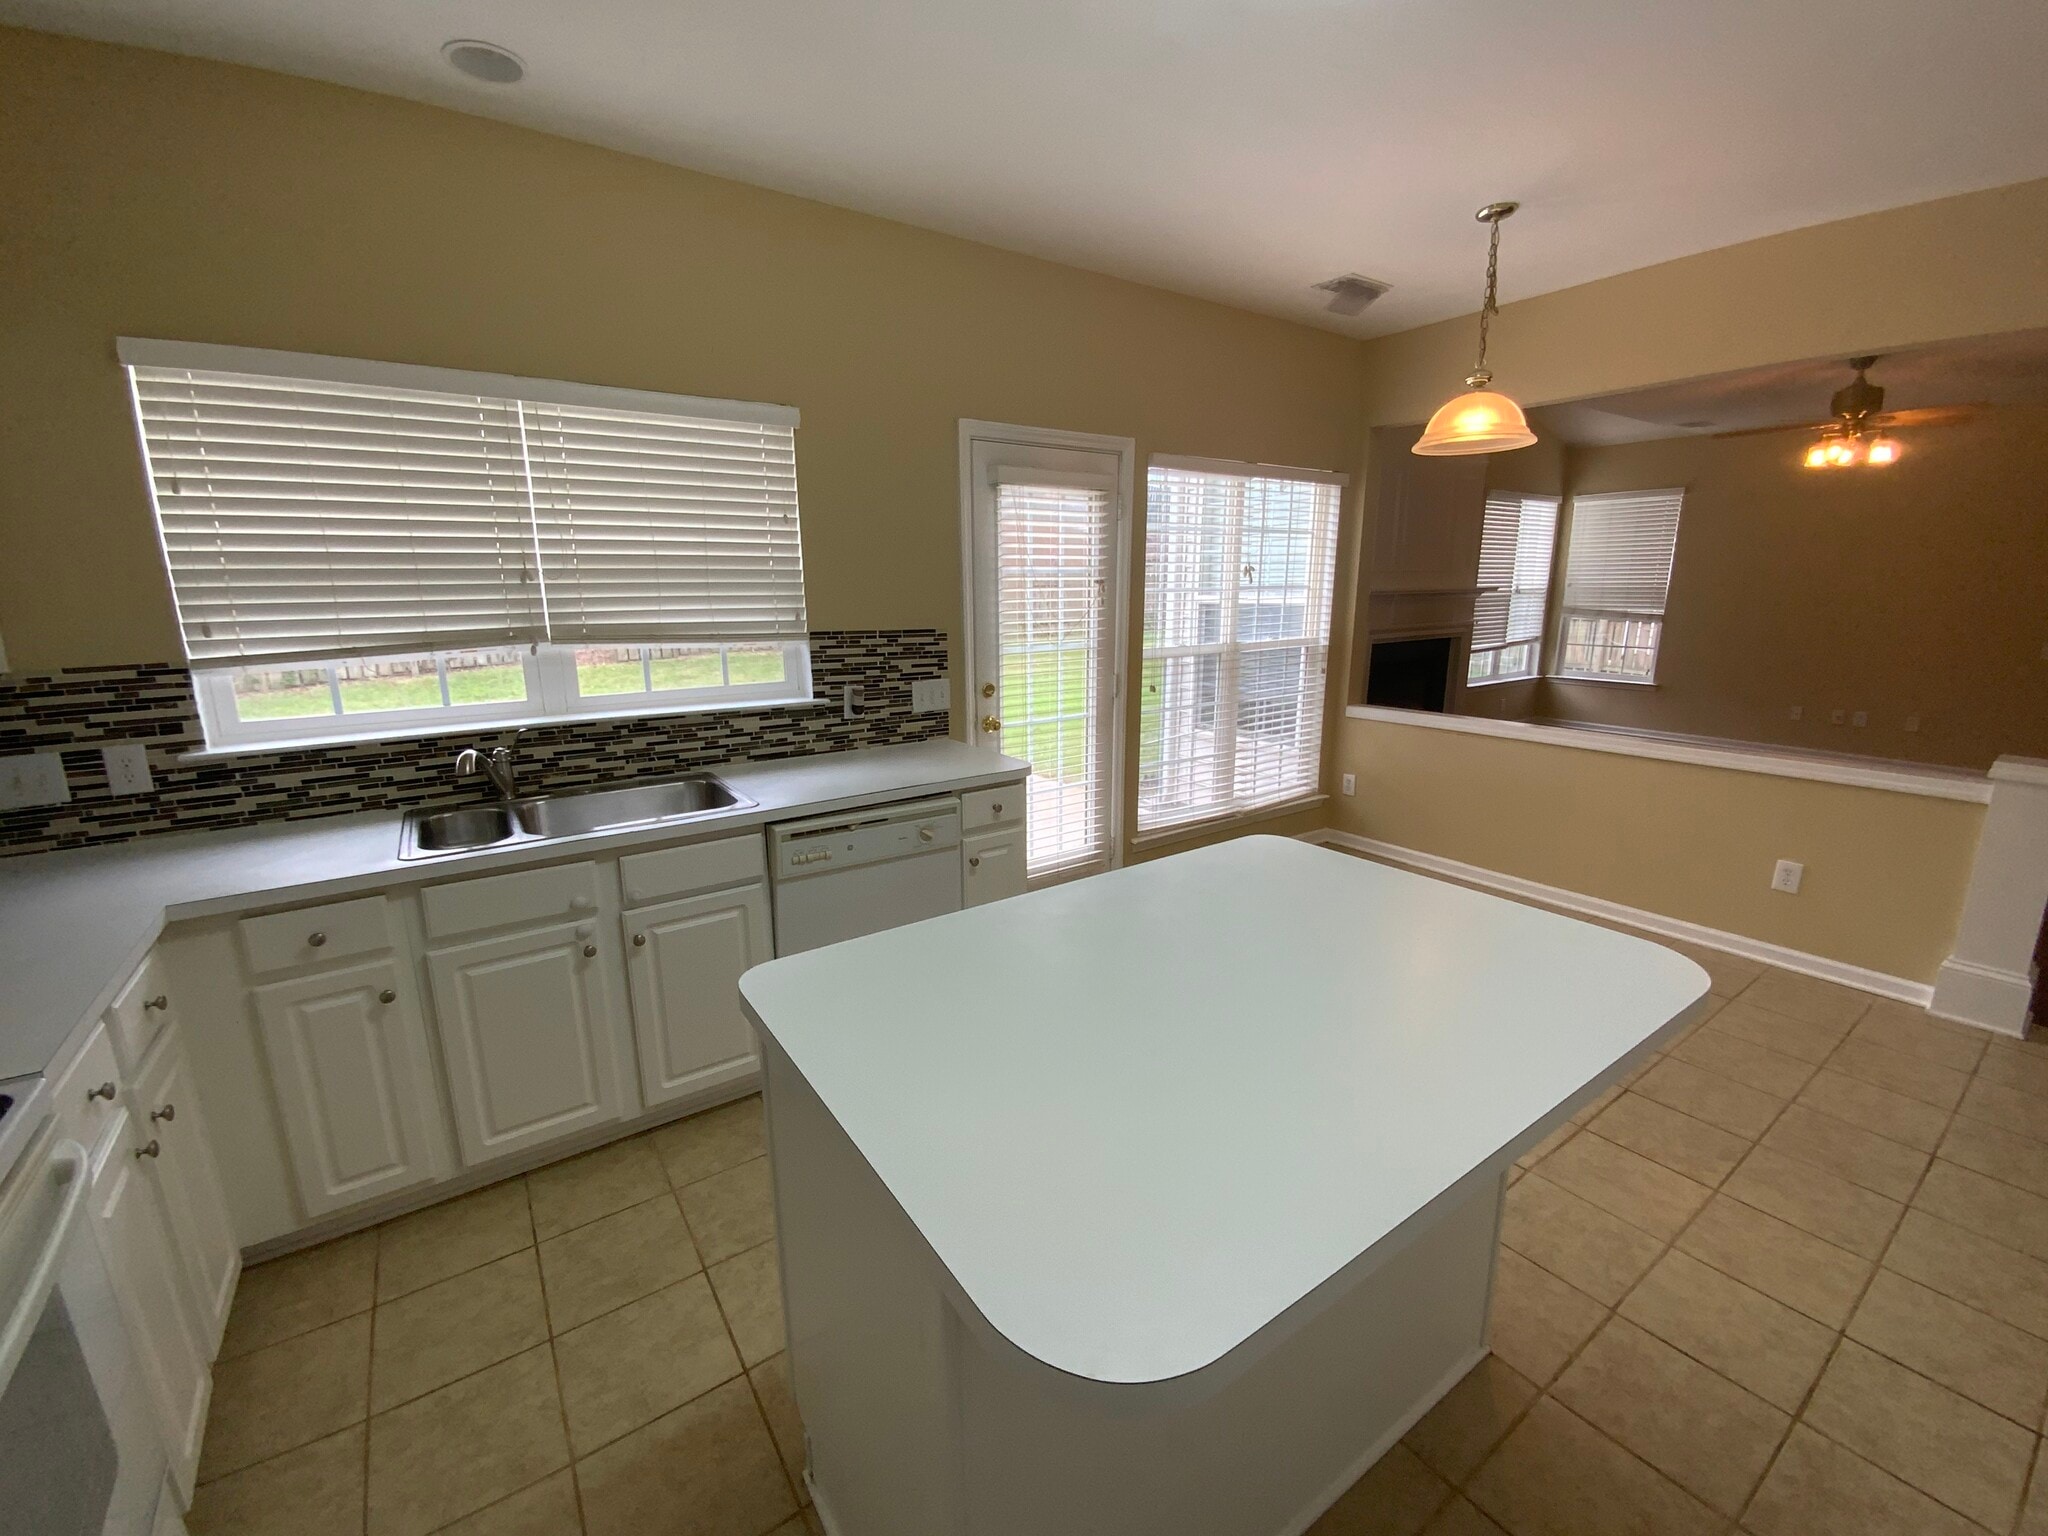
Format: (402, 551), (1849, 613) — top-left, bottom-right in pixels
(253, 959), (445, 1219)
(624, 884), (771, 1109)
(427, 922), (630, 1166)
(95, 1112), (209, 1501)
(962, 827), (1028, 906)
(135, 1032), (241, 1352)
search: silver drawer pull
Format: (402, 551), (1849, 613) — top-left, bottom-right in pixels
(86, 1081), (117, 1103)
(632, 933), (647, 947)
(307, 931), (328, 947)
(151, 1103), (175, 1124)
(582, 943), (599, 959)
(142, 994), (169, 1012)
(378, 988), (397, 1005)
(135, 1140), (161, 1160)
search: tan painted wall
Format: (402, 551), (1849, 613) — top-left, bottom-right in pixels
(0, 28), (1362, 856)
(1337, 177), (2048, 980)
(1542, 407), (2048, 770)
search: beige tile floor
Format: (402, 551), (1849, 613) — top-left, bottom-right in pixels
(187, 1095), (819, 1536)
(186, 908), (2048, 1536)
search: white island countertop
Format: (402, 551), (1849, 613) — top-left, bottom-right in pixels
(741, 835), (1711, 1387)
(0, 739), (1026, 1081)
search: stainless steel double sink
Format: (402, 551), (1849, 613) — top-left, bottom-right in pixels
(398, 775), (755, 859)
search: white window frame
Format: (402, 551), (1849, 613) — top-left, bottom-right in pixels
(1135, 454), (1345, 839)
(191, 641), (814, 753)
(1467, 491), (1559, 688)
(1552, 487), (1685, 686)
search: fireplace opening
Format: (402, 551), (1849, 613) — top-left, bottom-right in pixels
(1365, 636), (1456, 713)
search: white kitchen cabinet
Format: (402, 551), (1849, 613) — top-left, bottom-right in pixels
(134, 1034), (241, 1351)
(624, 884), (772, 1109)
(427, 921), (631, 1165)
(962, 826), (1028, 906)
(253, 958), (446, 1218)
(93, 1107), (209, 1501)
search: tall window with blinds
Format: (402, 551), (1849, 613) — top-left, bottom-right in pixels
(992, 472), (1115, 878)
(1467, 491), (1560, 686)
(1138, 458), (1343, 834)
(120, 341), (810, 746)
(1555, 487), (1685, 683)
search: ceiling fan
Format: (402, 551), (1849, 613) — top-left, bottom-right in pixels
(1712, 356), (1982, 466)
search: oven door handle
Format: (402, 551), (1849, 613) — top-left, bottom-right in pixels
(0, 1139), (92, 1392)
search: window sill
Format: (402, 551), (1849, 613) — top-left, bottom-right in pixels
(179, 692), (835, 761)
(1130, 794), (1330, 849)
(1464, 674), (1539, 690)
(1549, 674), (1659, 688)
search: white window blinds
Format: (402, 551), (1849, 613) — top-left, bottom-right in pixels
(1139, 458), (1342, 833)
(1472, 492), (1559, 651)
(1559, 488), (1683, 620)
(122, 341), (805, 668)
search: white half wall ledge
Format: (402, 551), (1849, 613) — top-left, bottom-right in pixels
(1931, 756), (2048, 1038)
(1298, 828), (1936, 1012)
(1342, 705), (1994, 804)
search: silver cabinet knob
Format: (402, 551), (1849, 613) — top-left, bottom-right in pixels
(583, 943), (598, 958)
(378, 988), (397, 1005)
(632, 933), (647, 947)
(991, 803), (1002, 816)
(87, 1081), (117, 1103)
(142, 994), (169, 1012)
(569, 895), (594, 911)
(308, 931), (327, 947)
(151, 1103), (175, 1124)
(969, 855), (982, 868)
(135, 1139), (161, 1160)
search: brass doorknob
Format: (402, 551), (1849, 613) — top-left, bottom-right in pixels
(981, 715), (1002, 733)
(981, 683), (996, 699)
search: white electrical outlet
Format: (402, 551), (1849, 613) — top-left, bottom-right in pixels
(910, 678), (951, 714)
(1771, 859), (1804, 895)
(1852, 711), (1868, 728)
(102, 742), (153, 795)
(0, 752), (71, 809)
(1341, 772), (1357, 796)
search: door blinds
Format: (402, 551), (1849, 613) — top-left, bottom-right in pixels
(124, 344), (805, 668)
(1559, 489), (1684, 619)
(1471, 492), (1560, 650)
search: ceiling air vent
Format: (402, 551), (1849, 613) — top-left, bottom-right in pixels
(1313, 273), (1392, 316)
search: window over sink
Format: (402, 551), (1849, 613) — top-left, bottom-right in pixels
(120, 339), (813, 750)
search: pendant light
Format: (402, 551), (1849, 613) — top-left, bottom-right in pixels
(1413, 202), (1538, 456)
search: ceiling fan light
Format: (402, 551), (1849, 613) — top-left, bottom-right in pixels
(1865, 436), (1900, 465)
(1803, 440), (1831, 469)
(1413, 389), (1538, 455)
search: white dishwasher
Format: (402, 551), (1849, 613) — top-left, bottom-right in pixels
(769, 796), (963, 955)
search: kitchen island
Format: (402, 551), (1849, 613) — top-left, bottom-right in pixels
(739, 835), (1712, 1536)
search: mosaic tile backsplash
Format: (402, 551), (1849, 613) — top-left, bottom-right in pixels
(0, 630), (950, 856)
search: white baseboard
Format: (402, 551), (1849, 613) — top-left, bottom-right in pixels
(1301, 829), (1936, 1010)
(1931, 957), (2035, 1039)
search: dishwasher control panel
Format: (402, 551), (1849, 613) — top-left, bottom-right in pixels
(768, 795), (962, 881)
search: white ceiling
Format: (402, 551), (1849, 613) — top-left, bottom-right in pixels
(9, 0), (2048, 337)
(1532, 327), (2048, 445)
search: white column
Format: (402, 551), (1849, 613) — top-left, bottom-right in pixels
(1932, 757), (2048, 1037)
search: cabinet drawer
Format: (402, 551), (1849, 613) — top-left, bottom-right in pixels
(963, 827), (1028, 906)
(422, 860), (602, 940)
(51, 1019), (124, 1160)
(620, 834), (767, 907)
(961, 783), (1024, 831)
(239, 895), (395, 976)
(105, 955), (177, 1069)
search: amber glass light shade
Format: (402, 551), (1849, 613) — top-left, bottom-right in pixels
(1412, 389), (1538, 456)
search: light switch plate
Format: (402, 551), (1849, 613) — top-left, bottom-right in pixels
(102, 742), (153, 795)
(1341, 772), (1357, 795)
(0, 752), (71, 809)
(910, 678), (951, 714)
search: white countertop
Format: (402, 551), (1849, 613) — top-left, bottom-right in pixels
(740, 835), (1711, 1387)
(0, 740), (1027, 1081)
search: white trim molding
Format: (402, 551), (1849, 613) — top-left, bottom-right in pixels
(1300, 828), (1936, 1009)
(1932, 756), (2048, 1037)
(1344, 705), (1993, 804)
